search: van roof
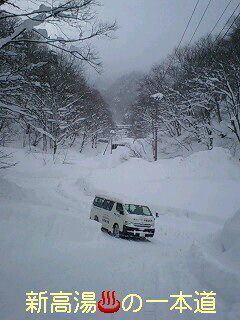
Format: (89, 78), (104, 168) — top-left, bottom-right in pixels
(95, 193), (125, 203)
(94, 193), (148, 206)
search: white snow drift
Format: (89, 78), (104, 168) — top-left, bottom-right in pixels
(0, 146), (239, 320)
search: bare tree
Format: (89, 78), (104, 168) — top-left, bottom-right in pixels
(0, 0), (116, 69)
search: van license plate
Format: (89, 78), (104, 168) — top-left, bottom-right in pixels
(139, 232), (145, 237)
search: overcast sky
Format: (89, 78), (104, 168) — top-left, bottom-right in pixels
(13, 0), (240, 87)
(89, 0), (239, 87)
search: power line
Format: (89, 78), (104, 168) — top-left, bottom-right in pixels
(209, 0), (233, 35)
(161, 0), (202, 77)
(220, 10), (240, 39)
(214, 1), (240, 42)
(163, 0), (238, 77)
(176, 0), (201, 50)
(189, 0), (214, 45)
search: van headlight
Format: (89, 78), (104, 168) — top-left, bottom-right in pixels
(124, 221), (133, 226)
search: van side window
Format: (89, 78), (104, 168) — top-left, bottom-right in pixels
(102, 199), (115, 211)
(116, 203), (124, 214)
(93, 197), (104, 208)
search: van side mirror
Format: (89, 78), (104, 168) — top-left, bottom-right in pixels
(119, 209), (124, 215)
(156, 212), (159, 218)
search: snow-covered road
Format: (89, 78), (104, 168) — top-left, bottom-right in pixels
(0, 147), (240, 320)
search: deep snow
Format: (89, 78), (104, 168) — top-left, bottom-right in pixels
(0, 146), (240, 320)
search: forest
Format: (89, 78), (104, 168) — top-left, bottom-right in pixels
(127, 17), (240, 159)
(0, 1), (240, 164)
(0, 0), (115, 168)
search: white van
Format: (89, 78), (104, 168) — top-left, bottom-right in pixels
(90, 195), (155, 238)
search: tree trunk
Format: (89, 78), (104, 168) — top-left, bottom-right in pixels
(53, 140), (57, 154)
(91, 135), (95, 149)
(153, 126), (158, 161)
(69, 135), (76, 148)
(42, 134), (47, 152)
(231, 119), (240, 143)
(80, 132), (86, 153)
(236, 113), (240, 133)
(214, 97), (222, 123)
(94, 134), (98, 148)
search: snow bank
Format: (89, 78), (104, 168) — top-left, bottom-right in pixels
(221, 208), (240, 255)
(0, 146), (239, 320)
(190, 242), (240, 304)
(87, 147), (240, 221)
(0, 176), (41, 204)
(190, 209), (240, 305)
(0, 176), (27, 199)
(121, 147), (240, 180)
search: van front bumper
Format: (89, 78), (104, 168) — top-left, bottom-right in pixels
(122, 225), (155, 238)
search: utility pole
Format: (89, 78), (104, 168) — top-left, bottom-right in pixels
(151, 92), (164, 162)
(154, 112), (158, 161)
(110, 136), (113, 154)
(110, 129), (115, 155)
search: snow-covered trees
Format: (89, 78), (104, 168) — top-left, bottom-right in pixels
(0, 1), (114, 158)
(0, 0), (116, 68)
(130, 18), (240, 158)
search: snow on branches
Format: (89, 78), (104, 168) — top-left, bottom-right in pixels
(0, 1), (114, 162)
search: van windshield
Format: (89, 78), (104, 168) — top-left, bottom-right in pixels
(124, 204), (152, 216)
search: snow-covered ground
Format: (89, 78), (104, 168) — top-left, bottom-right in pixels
(0, 147), (240, 320)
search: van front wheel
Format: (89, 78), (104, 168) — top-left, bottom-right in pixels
(113, 224), (120, 238)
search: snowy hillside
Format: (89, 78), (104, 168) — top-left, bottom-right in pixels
(103, 71), (144, 123)
(87, 147), (240, 221)
(0, 147), (240, 320)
